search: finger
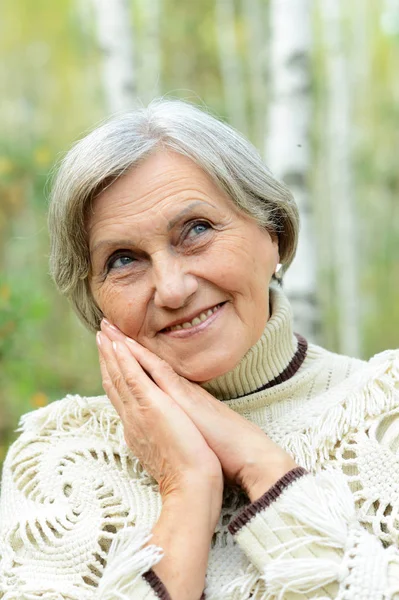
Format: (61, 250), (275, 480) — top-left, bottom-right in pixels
(101, 321), (156, 382)
(96, 332), (124, 416)
(99, 333), (136, 403)
(122, 337), (183, 394)
(101, 318), (126, 342)
(112, 340), (159, 405)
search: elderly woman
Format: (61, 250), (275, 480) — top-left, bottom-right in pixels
(0, 100), (398, 600)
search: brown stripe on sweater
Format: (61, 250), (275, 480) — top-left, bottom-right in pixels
(228, 467), (308, 535)
(142, 570), (171, 599)
(232, 334), (308, 400)
(142, 570), (206, 599)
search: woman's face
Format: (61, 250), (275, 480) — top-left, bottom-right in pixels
(88, 150), (279, 382)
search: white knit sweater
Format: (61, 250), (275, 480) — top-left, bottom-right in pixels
(1, 286), (399, 599)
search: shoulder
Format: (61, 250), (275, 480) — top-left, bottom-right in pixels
(2, 394), (116, 474)
(1, 393), (151, 499)
(2, 394), (121, 474)
(276, 346), (399, 471)
(348, 346), (399, 399)
(313, 346), (399, 441)
(306, 341), (398, 385)
(15, 393), (121, 439)
(367, 347), (399, 376)
(2, 394), (131, 481)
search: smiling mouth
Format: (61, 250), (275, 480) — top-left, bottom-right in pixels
(162, 303), (225, 332)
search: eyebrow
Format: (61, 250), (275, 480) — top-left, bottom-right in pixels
(90, 200), (217, 255)
(166, 200), (216, 230)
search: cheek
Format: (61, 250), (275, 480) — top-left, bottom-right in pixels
(255, 250), (276, 283)
(209, 241), (271, 293)
(93, 282), (143, 335)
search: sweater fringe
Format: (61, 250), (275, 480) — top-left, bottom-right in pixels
(97, 526), (164, 599)
(16, 395), (123, 444)
(282, 349), (399, 471)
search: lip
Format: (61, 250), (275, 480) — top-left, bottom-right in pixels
(159, 302), (226, 338)
(159, 302), (226, 331)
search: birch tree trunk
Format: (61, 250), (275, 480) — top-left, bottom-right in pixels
(91, 0), (136, 113)
(215, 0), (248, 135)
(138, 0), (161, 103)
(265, 0), (317, 342)
(321, 0), (361, 357)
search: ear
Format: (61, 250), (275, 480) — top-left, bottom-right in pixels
(268, 231), (281, 282)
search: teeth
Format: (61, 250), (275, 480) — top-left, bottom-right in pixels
(167, 303), (222, 332)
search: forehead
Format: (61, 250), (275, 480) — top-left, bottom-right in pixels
(87, 150), (232, 230)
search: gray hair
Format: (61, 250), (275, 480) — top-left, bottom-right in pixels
(48, 98), (299, 332)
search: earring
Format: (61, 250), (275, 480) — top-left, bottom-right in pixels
(274, 263), (283, 280)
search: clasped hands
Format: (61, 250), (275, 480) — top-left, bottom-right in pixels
(96, 319), (297, 512)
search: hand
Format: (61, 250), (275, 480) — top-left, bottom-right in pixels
(101, 320), (297, 502)
(96, 328), (223, 527)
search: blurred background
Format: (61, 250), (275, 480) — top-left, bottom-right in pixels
(0, 0), (398, 469)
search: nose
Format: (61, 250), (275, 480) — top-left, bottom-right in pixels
(152, 253), (198, 310)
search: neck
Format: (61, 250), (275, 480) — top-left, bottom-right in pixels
(201, 284), (307, 401)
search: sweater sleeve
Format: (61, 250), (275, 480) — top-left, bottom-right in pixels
(0, 407), (169, 600)
(228, 466), (399, 599)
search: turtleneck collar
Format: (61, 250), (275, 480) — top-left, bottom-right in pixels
(201, 283), (307, 401)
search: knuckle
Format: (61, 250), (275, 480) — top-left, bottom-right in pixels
(125, 373), (138, 390)
(113, 373), (125, 392)
(102, 378), (112, 392)
(127, 388), (146, 405)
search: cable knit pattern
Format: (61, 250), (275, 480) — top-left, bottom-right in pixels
(1, 284), (399, 599)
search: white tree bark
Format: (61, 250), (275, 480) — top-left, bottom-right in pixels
(265, 0), (317, 342)
(91, 0), (136, 113)
(321, 0), (361, 357)
(138, 0), (161, 103)
(215, 0), (248, 135)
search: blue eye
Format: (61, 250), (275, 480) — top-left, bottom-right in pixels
(107, 254), (135, 271)
(187, 221), (211, 237)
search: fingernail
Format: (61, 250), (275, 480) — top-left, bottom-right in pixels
(103, 318), (117, 331)
(112, 341), (118, 351)
(96, 332), (102, 346)
(125, 337), (136, 345)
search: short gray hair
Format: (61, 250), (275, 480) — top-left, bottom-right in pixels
(48, 99), (299, 331)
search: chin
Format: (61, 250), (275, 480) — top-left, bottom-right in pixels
(171, 354), (242, 383)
